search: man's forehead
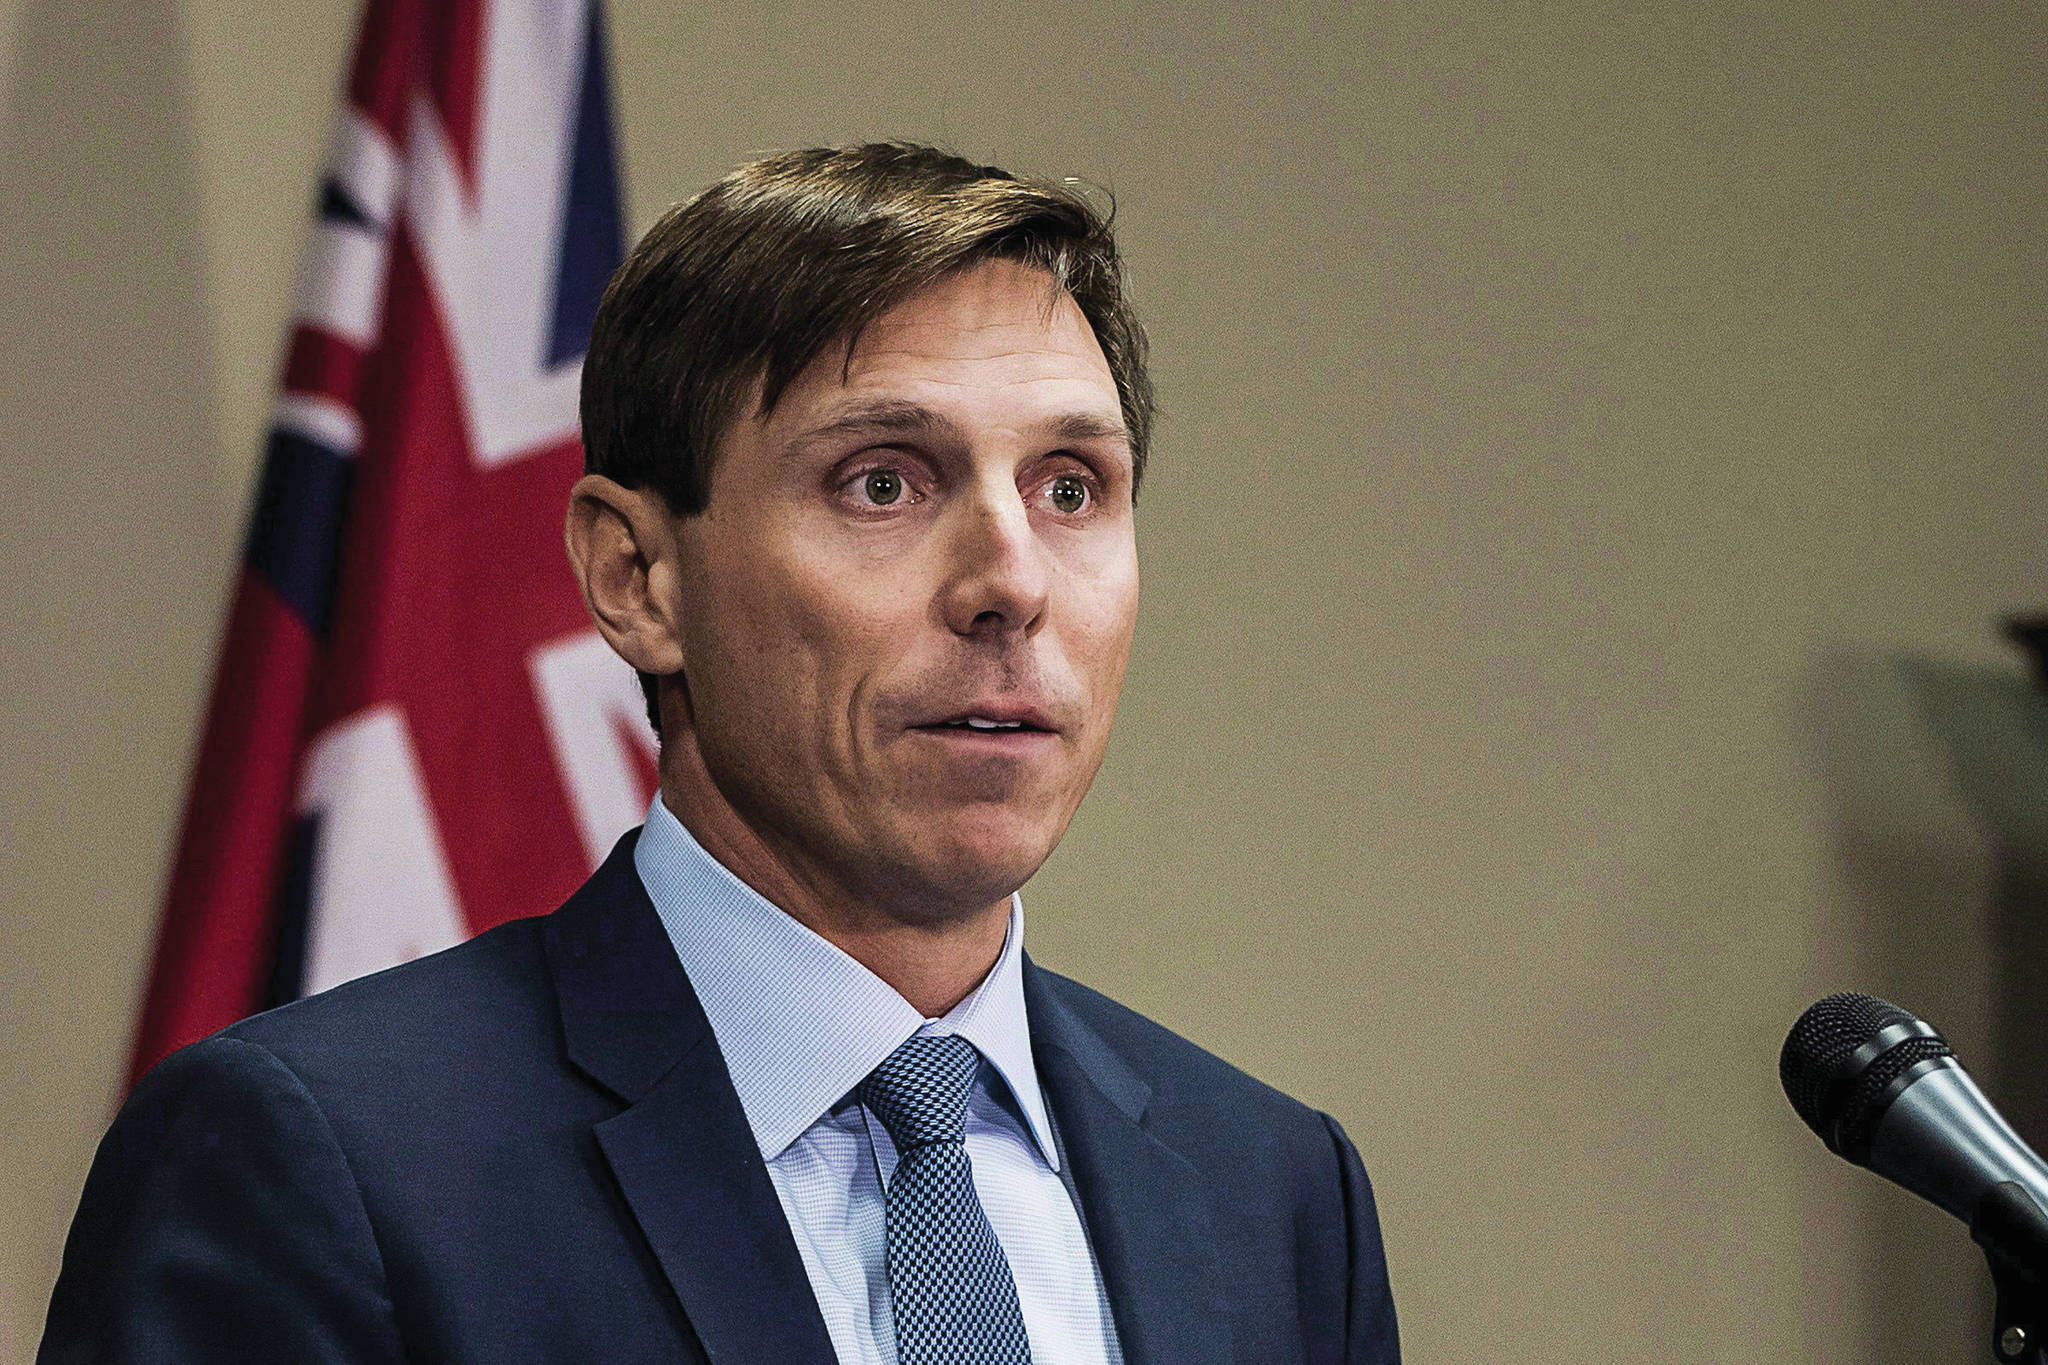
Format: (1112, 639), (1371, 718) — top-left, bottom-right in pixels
(760, 263), (1127, 446)
(834, 265), (1106, 373)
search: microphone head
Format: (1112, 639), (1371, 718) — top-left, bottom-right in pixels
(1780, 992), (1956, 1158)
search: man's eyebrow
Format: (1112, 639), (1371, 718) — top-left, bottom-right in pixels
(784, 400), (1133, 457)
(785, 401), (955, 456)
(1046, 412), (1133, 451)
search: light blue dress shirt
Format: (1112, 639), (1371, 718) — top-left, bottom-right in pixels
(634, 798), (1124, 1365)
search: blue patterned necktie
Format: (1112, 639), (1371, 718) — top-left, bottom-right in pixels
(859, 1033), (1034, 1365)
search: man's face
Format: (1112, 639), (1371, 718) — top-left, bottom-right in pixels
(667, 259), (1139, 921)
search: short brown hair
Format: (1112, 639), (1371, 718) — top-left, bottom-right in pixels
(578, 142), (1155, 734)
(582, 142), (1153, 508)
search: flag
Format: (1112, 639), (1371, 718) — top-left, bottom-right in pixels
(130, 0), (652, 1084)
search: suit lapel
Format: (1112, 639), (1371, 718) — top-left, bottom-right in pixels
(545, 834), (837, 1365)
(1024, 961), (1234, 1365)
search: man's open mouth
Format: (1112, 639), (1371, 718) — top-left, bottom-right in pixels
(911, 705), (1058, 735)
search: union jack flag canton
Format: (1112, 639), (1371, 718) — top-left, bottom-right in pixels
(132, 0), (651, 1083)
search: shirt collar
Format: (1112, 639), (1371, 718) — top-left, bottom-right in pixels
(633, 797), (1058, 1170)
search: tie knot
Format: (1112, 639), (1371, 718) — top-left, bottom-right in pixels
(859, 1033), (982, 1149)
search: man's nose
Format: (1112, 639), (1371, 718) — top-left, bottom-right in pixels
(937, 481), (1050, 639)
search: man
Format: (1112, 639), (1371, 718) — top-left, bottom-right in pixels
(42, 143), (1399, 1364)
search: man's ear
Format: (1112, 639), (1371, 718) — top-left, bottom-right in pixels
(563, 475), (688, 677)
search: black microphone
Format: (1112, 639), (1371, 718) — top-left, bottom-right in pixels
(1780, 992), (2048, 1273)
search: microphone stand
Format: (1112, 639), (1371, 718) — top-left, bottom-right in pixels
(1974, 1182), (2048, 1364)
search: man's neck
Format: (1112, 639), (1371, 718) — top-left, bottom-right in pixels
(654, 782), (1010, 1018)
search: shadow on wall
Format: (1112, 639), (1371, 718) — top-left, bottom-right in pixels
(1806, 647), (2048, 1365)
(0, 0), (222, 1355)
(1904, 657), (2048, 1151)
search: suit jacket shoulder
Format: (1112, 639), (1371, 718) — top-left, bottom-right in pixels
(1028, 963), (1332, 1126)
(1022, 963), (1400, 1365)
(43, 846), (737, 1365)
(223, 908), (557, 1094)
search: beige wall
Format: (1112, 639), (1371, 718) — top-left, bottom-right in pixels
(5, 1), (2045, 1360)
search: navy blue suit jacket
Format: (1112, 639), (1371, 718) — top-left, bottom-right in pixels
(43, 832), (1399, 1363)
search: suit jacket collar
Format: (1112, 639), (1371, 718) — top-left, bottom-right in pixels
(1024, 960), (1235, 1365)
(545, 833), (838, 1365)
(545, 831), (1232, 1365)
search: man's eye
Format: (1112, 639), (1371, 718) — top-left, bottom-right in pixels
(1047, 474), (1089, 514)
(862, 469), (904, 506)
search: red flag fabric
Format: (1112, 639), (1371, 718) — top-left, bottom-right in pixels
(130, 0), (650, 1085)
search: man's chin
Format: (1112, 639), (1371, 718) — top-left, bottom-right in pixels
(885, 818), (1060, 922)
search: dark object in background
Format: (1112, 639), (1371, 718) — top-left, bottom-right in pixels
(2004, 616), (2048, 692)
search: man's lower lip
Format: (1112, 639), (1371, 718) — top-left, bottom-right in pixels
(909, 726), (1059, 745)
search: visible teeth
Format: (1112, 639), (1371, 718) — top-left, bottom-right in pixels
(963, 717), (1023, 730)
